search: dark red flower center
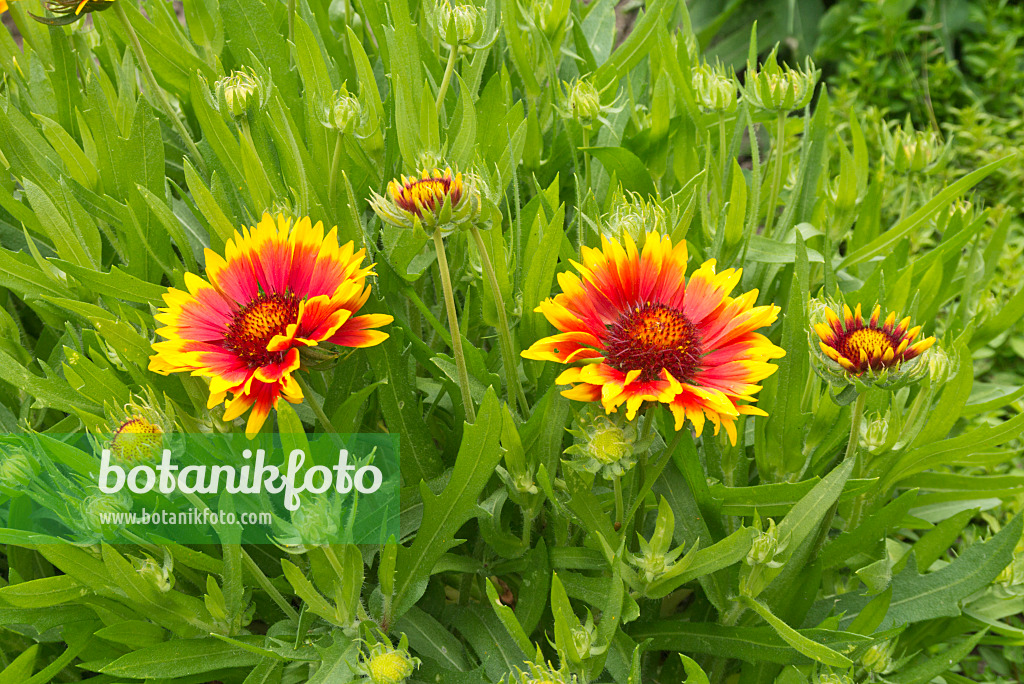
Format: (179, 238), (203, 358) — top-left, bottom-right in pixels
(393, 177), (461, 216)
(838, 327), (897, 365)
(225, 292), (300, 367)
(605, 303), (703, 383)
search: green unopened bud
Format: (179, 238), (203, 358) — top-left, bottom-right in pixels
(746, 517), (786, 567)
(860, 413), (889, 454)
(109, 415), (164, 465)
(215, 68), (267, 119)
(861, 639), (896, 675)
(604, 193), (668, 243)
(0, 450), (35, 494)
(815, 674), (853, 684)
(883, 120), (945, 174)
(926, 345), (951, 384)
(321, 89), (362, 132)
(692, 61), (737, 113)
(290, 496), (340, 546)
(135, 553), (174, 593)
(564, 79), (602, 124)
(565, 407), (640, 479)
(743, 48), (818, 112)
(80, 491), (132, 537)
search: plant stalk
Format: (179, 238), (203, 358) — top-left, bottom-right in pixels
(295, 372), (338, 433)
(432, 228), (476, 423)
(469, 224), (528, 414)
(329, 131), (344, 205)
(763, 111), (787, 238)
(436, 47), (459, 115)
(113, 2), (206, 175)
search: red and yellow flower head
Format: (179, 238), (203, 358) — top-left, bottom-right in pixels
(522, 232), (785, 445)
(370, 167), (482, 236)
(812, 301), (935, 390)
(149, 214), (392, 436)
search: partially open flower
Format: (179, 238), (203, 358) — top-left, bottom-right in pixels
(357, 635), (420, 684)
(370, 167), (482, 236)
(811, 301), (935, 392)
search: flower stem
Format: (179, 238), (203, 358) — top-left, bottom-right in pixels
(328, 131), (344, 205)
(846, 391), (870, 528)
(613, 476), (624, 530)
(436, 47), (459, 116)
(845, 391), (866, 465)
(432, 228), (476, 423)
(581, 125), (592, 193)
(113, 2), (206, 175)
(469, 224), (528, 414)
(763, 111), (787, 238)
(295, 372), (338, 433)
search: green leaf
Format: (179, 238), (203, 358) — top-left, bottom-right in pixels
(840, 155), (1014, 268)
(815, 514), (1023, 630)
(391, 390), (504, 619)
(888, 630), (987, 684)
(0, 574), (86, 608)
(101, 636), (262, 678)
(584, 146), (658, 198)
(741, 596), (853, 668)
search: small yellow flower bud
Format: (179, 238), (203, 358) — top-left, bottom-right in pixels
(565, 407), (640, 479)
(861, 639), (896, 675)
(883, 120), (945, 174)
(109, 416), (164, 465)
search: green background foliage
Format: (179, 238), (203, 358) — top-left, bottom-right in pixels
(0, 0), (1022, 682)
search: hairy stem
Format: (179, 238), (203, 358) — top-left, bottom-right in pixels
(295, 372), (338, 433)
(469, 224), (528, 414)
(436, 47), (459, 115)
(763, 111), (787, 238)
(432, 228), (477, 423)
(113, 2), (206, 175)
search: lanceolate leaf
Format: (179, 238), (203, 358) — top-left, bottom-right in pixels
(391, 390), (504, 619)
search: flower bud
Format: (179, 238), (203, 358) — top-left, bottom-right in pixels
(320, 87), (362, 133)
(0, 450), (35, 495)
(564, 79), (602, 124)
(605, 193), (669, 243)
(860, 412), (889, 454)
(861, 639), (896, 675)
(815, 674), (853, 684)
(926, 345), (952, 384)
(109, 415), (164, 465)
(215, 68), (266, 119)
(743, 48), (818, 112)
(80, 490), (133, 538)
(692, 61), (737, 113)
(882, 120), (945, 174)
(564, 406), (639, 480)
(358, 637), (421, 684)
(135, 554), (174, 593)
(746, 517), (786, 568)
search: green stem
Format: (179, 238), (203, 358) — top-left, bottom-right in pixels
(613, 476), (624, 530)
(328, 131), (344, 205)
(846, 391), (869, 528)
(180, 491), (299, 621)
(763, 111), (787, 238)
(113, 2), (206, 175)
(295, 373), (338, 433)
(845, 391), (866, 465)
(581, 125), (592, 193)
(469, 224), (528, 414)
(436, 47), (459, 116)
(432, 228), (476, 423)
(897, 176), (915, 224)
